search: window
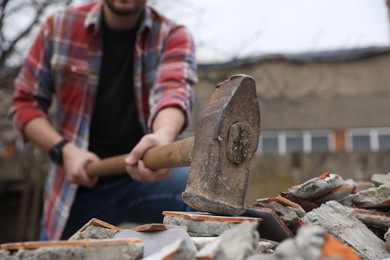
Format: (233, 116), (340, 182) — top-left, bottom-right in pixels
(261, 134), (278, 154)
(259, 130), (333, 155)
(286, 133), (303, 153)
(377, 129), (390, 151)
(260, 128), (390, 153)
(351, 135), (371, 151)
(311, 135), (330, 151)
(347, 128), (390, 152)
(378, 134), (390, 150)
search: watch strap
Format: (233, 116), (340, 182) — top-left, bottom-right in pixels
(49, 139), (69, 165)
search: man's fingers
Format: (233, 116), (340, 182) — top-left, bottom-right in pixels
(127, 139), (148, 164)
(75, 171), (98, 188)
(126, 134), (160, 165)
(126, 164), (141, 180)
(82, 175), (98, 188)
(135, 161), (170, 182)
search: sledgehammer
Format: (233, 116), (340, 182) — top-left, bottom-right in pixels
(86, 74), (261, 216)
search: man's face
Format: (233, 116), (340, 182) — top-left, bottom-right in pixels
(103, 0), (146, 16)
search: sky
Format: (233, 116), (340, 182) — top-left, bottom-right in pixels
(5, 0), (390, 65)
(150, 0), (390, 63)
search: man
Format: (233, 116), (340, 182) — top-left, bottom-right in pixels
(9, 0), (197, 240)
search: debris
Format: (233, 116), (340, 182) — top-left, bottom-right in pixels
(256, 241), (275, 254)
(0, 239), (143, 260)
(162, 211), (261, 237)
(352, 208), (390, 231)
(2, 172), (390, 259)
(114, 227), (196, 257)
(303, 200), (390, 260)
(345, 179), (376, 193)
(371, 172), (390, 186)
(350, 183), (390, 208)
(287, 172), (352, 204)
(280, 192), (319, 212)
(132, 223), (187, 232)
(69, 225), (117, 240)
(254, 197), (305, 233)
(143, 238), (197, 260)
(70, 218), (121, 240)
(275, 225), (360, 260)
(245, 226), (360, 260)
(190, 237), (218, 251)
(196, 221), (259, 260)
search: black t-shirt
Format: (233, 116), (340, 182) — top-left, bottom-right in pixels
(88, 16), (144, 160)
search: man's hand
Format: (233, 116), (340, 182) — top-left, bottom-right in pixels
(125, 107), (185, 182)
(125, 132), (171, 182)
(62, 142), (99, 187)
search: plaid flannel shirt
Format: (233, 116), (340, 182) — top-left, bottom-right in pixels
(9, 2), (197, 240)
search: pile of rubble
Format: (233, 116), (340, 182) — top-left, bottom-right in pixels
(1, 172), (389, 260)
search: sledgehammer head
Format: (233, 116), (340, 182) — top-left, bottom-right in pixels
(182, 74), (261, 216)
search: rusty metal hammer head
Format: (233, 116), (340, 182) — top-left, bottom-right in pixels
(183, 74), (261, 216)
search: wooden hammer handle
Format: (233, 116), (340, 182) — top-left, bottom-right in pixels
(86, 136), (194, 177)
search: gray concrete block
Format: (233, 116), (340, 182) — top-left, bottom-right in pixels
(350, 184), (390, 207)
(303, 200), (390, 260)
(69, 225), (118, 240)
(386, 228), (390, 243)
(196, 222), (259, 260)
(1, 239), (143, 260)
(114, 228), (196, 257)
(371, 173), (390, 186)
(353, 209), (390, 231)
(143, 238), (197, 260)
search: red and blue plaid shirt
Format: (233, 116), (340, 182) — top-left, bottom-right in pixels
(10, 2), (197, 240)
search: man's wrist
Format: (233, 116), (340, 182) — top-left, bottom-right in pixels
(152, 107), (185, 141)
(48, 139), (69, 165)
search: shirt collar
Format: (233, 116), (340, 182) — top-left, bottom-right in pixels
(84, 3), (153, 35)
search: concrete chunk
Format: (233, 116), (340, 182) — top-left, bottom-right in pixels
(303, 200), (390, 260)
(69, 225), (118, 240)
(371, 172), (390, 186)
(143, 238), (197, 260)
(69, 218), (121, 240)
(350, 183), (390, 207)
(385, 228), (390, 251)
(196, 222), (259, 260)
(246, 226), (360, 260)
(353, 208), (390, 231)
(287, 173), (346, 200)
(255, 197), (305, 233)
(190, 237), (217, 251)
(273, 226), (324, 260)
(162, 211), (261, 237)
(114, 227), (196, 257)
(0, 239), (143, 260)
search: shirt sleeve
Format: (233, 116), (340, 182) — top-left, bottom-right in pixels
(9, 16), (54, 139)
(147, 25), (198, 132)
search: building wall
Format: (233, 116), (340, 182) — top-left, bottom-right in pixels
(190, 52), (390, 132)
(191, 52), (390, 205)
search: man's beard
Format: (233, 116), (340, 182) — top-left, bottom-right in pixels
(105, 0), (143, 16)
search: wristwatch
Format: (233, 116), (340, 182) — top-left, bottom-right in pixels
(49, 139), (69, 165)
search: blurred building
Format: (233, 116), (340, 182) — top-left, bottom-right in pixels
(189, 47), (390, 201)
